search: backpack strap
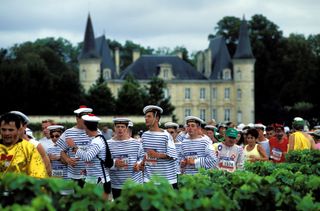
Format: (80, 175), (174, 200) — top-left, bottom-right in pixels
(95, 135), (113, 185)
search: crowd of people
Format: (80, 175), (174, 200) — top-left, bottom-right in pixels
(0, 105), (319, 200)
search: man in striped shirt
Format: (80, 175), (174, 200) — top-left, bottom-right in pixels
(180, 116), (217, 175)
(139, 105), (178, 188)
(66, 114), (113, 199)
(57, 106), (92, 187)
(108, 118), (144, 199)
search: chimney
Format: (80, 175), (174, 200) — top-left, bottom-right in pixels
(115, 47), (120, 76)
(132, 49), (140, 62)
(176, 51), (183, 59)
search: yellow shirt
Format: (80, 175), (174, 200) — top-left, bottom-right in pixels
(244, 144), (262, 161)
(0, 139), (48, 178)
(292, 132), (311, 150)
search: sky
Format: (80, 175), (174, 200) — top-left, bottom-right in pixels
(1, 0), (319, 53)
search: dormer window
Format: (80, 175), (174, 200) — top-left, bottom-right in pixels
(103, 68), (111, 80)
(158, 63), (174, 80)
(223, 69), (231, 80)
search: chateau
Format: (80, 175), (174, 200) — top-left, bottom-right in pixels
(78, 14), (255, 124)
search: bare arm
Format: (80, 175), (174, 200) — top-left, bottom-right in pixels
(37, 143), (52, 176)
(257, 144), (268, 161)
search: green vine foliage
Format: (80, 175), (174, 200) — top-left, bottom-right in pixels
(0, 151), (320, 210)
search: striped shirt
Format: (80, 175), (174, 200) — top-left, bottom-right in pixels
(75, 135), (110, 183)
(216, 143), (245, 172)
(108, 138), (144, 189)
(56, 127), (90, 179)
(142, 130), (177, 184)
(179, 136), (217, 175)
(175, 141), (182, 174)
(47, 144), (68, 179)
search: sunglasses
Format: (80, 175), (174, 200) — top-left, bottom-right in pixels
(50, 135), (60, 139)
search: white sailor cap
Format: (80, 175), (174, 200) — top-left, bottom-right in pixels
(25, 128), (35, 139)
(10, 111), (30, 124)
(74, 105), (93, 114)
(82, 114), (100, 122)
(47, 125), (64, 131)
(164, 122), (179, 129)
(204, 125), (217, 131)
(143, 105), (163, 114)
(113, 117), (131, 125)
(254, 123), (266, 130)
(185, 116), (204, 125)
(128, 121), (134, 127)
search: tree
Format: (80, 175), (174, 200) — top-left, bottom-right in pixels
(145, 77), (175, 116)
(86, 80), (116, 115)
(115, 75), (147, 115)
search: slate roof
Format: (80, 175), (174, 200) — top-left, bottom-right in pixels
(119, 55), (207, 80)
(208, 36), (233, 79)
(95, 35), (116, 78)
(233, 19), (254, 59)
(79, 14), (99, 60)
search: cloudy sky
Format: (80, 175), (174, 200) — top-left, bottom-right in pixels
(1, 0), (319, 53)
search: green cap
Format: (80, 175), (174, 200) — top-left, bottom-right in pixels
(293, 117), (305, 127)
(225, 128), (238, 139)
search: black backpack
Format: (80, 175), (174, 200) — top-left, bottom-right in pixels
(96, 134), (113, 168)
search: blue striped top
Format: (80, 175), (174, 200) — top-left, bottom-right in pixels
(141, 130), (177, 184)
(108, 138), (144, 189)
(179, 136), (217, 175)
(75, 135), (110, 183)
(56, 127), (90, 179)
(47, 144), (68, 179)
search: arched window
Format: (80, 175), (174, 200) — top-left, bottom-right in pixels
(223, 69), (231, 80)
(237, 111), (242, 123)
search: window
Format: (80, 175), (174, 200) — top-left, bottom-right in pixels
(163, 69), (169, 79)
(212, 109), (217, 120)
(185, 108), (191, 117)
(224, 109), (231, 121)
(237, 69), (242, 80)
(237, 89), (242, 100)
(224, 88), (230, 99)
(81, 69), (86, 80)
(163, 88), (169, 99)
(212, 88), (217, 99)
(185, 88), (191, 100)
(200, 109), (206, 121)
(223, 69), (231, 80)
(200, 88), (206, 100)
(237, 111), (242, 123)
(103, 69), (111, 80)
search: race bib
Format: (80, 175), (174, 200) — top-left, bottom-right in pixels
(185, 152), (198, 169)
(270, 148), (282, 161)
(115, 154), (129, 170)
(219, 159), (236, 172)
(52, 169), (64, 178)
(145, 150), (158, 166)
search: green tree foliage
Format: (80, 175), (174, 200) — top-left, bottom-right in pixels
(115, 75), (147, 115)
(0, 38), (84, 114)
(146, 77), (175, 116)
(86, 80), (116, 115)
(215, 16), (241, 56)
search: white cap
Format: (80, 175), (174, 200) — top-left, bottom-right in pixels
(254, 123), (266, 130)
(143, 105), (163, 114)
(82, 114), (100, 122)
(284, 126), (290, 133)
(112, 117), (131, 125)
(164, 122), (179, 129)
(47, 125), (64, 131)
(185, 116), (204, 125)
(128, 121), (134, 127)
(10, 111), (30, 124)
(237, 123), (246, 131)
(26, 128), (35, 139)
(74, 105), (93, 114)
(204, 125), (217, 130)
